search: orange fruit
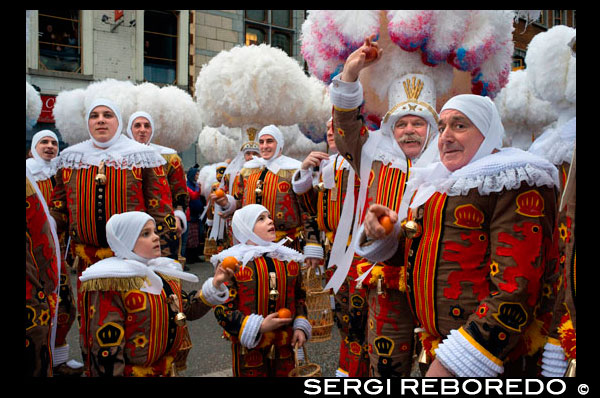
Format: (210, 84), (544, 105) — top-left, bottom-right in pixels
(277, 308), (292, 319)
(221, 256), (239, 272)
(214, 188), (225, 198)
(364, 46), (378, 60)
(379, 215), (394, 235)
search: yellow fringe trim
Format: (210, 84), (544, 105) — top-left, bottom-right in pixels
(80, 277), (148, 292)
(523, 318), (547, 356)
(130, 355), (175, 377)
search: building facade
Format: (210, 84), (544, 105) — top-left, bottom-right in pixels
(26, 10), (575, 167)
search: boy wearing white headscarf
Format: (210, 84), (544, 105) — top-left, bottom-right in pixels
(231, 125), (321, 260)
(49, 99), (181, 346)
(327, 38), (440, 377)
(210, 204), (311, 377)
(127, 111), (189, 240)
(78, 211), (232, 376)
(357, 93), (561, 377)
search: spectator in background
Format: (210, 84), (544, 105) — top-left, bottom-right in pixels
(182, 165), (206, 265)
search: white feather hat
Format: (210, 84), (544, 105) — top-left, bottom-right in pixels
(26, 82), (42, 129)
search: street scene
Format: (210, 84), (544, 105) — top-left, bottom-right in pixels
(26, 10), (576, 386)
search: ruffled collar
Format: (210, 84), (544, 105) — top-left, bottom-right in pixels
(79, 256), (198, 295)
(56, 135), (166, 170)
(210, 240), (304, 269)
(403, 147), (560, 215)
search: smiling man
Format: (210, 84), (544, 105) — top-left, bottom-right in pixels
(357, 94), (562, 378)
(326, 36), (440, 377)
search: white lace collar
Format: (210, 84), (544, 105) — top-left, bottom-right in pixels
(210, 241), (304, 270)
(404, 147), (560, 214)
(57, 135), (166, 170)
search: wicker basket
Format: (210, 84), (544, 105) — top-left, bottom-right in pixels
(288, 344), (322, 377)
(306, 288), (334, 342)
(301, 264), (325, 292)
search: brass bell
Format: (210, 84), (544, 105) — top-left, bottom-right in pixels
(174, 312), (187, 326)
(95, 173), (107, 185)
(315, 182), (326, 192)
(402, 220), (421, 239)
(255, 180), (263, 196)
(565, 358), (576, 377)
(269, 289), (280, 301)
(417, 348), (430, 365)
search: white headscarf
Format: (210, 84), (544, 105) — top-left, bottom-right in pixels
(80, 211), (198, 295)
(440, 94), (504, 165)
(86, 98), (124, 149)
(401, 94), (558, 215)
(126, 111), (155, 144)
(26, 130), (59, 180)
(242, 125), (300, 174)
(210, 204), (303, 269)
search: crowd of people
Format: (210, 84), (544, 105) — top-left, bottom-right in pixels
(26, 29), (575, 379)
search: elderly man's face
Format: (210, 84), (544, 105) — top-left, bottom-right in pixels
(437, 109), (484, 172)
(244, 151), (259, 161)
(258, 134), (278, 160)
(88, 106), (119, 144)
(393, 115), (428, 159)
(35, 136), (59, 161)
(131, 116), (152, 144)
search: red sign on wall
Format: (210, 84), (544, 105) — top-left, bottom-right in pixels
(38, 95), (56, 124)
(115, 10), (124, 22)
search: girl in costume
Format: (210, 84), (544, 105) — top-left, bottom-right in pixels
(79, 211), (233, 376)
(211, 204), (311, 376)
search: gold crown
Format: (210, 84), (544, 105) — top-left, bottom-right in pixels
(246, 127), (257, 142)
(403, 76), (424, 101)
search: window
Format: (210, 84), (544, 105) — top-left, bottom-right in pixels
(144, 10), (178, 85)
(553, 10), (565, 26)
(38, 10), (81, 73)
(244, 10), (295, 56)
(512, 48), (526, 71)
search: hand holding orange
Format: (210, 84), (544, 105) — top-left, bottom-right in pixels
(221, 256), (239, 272)
(277, 308), (292, 319)
(378, 215), (395, 235)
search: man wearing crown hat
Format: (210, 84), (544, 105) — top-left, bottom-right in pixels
(327, 37), (440, 377)
(356, 90), (561, 377)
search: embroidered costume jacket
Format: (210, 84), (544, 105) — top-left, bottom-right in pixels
(214, 255), (307, 376)
(79, 274), (213, 376)
(26, 176), (59, 376)
(50, 163), (178, 264)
